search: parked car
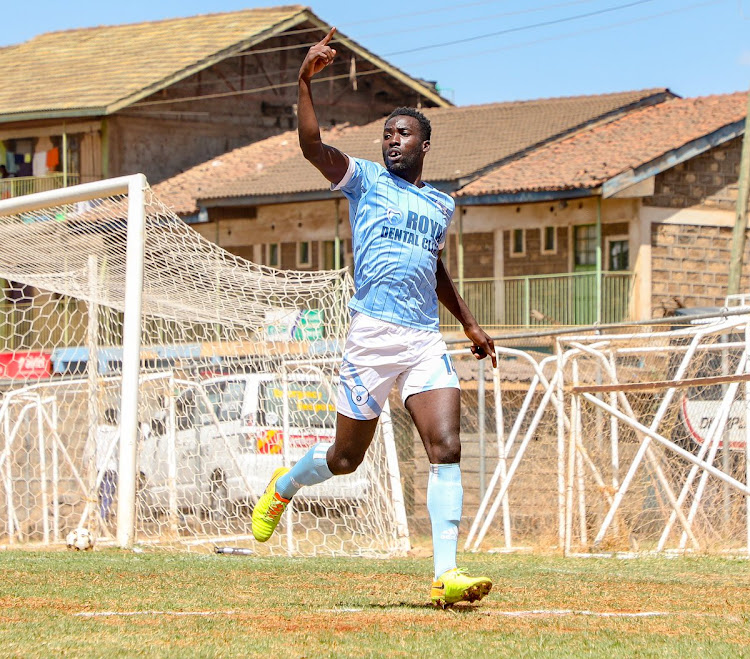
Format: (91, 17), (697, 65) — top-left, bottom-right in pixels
(138, 373), (368, 517)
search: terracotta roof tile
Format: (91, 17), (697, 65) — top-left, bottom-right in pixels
(192, 88), (669, 202)
(0, 6), (307, 117)
(151, 130), (301, 214)
(457, 91), (748, 198)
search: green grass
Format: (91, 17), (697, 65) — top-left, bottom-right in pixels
(1, 550), (750, 658)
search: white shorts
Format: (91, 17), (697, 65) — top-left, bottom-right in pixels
(337, 312), (459, 420)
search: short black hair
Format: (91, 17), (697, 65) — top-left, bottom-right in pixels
(385, 107), (431, 142)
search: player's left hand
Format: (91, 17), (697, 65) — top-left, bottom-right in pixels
(465, 324), (497, 368)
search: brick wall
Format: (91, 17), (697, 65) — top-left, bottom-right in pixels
(650, 223), (750, 315)
(444, 232), (496, 279)
(504, 227), (568, 277)
(646, 136), (746, 315)
(644, 137), (742, 211)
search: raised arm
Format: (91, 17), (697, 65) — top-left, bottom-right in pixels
(298, 27), (349, 185)
(436, 256), (497, 367)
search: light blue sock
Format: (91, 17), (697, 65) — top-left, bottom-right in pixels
(275, 442), (334, 500)
(427, 463), (463, 580)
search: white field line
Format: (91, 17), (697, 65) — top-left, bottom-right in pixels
(74, 610), (240, 618)
(486, 609), (669, 618)
(75, 608), (676, 619)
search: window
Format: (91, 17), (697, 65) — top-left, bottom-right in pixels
(267, 243), (279, 268)
(574, 225), (597, 267)
(297, 241), (311, 267)
(510, 228), (525, 257)
(205, 380), (246, 422)
(606, 235), (630, 271)
(542, 226), (557, 254)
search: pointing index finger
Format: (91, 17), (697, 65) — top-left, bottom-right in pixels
(320, 26), (336, 46)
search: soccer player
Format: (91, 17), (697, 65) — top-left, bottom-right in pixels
(252, 27), (496, 608)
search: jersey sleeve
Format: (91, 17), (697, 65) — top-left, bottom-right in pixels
(331, 156), (381, 202)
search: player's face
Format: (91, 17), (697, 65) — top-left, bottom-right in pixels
(382, 116), (429, 179)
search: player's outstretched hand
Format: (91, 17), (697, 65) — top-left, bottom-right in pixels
(466, 324), (497, 368)
(299, 27), (337, 81)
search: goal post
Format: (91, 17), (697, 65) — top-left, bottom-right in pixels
(0, 174), (409, 556)
(0, 174), (147, 548)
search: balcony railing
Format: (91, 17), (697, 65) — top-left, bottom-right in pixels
(0, 173), (81, 199)
(439, 271), (633, 330)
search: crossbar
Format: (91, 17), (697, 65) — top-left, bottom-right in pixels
(0, 174), (141, 215)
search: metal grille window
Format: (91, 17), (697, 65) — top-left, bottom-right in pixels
(574, 224), (596, 267)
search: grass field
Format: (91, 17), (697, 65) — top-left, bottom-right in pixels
(2, 549), (750, 658)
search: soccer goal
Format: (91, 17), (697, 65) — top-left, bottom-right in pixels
(0, 175), (409, 556)
(466, 312), (750, 555)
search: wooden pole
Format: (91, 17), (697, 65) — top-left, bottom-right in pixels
(727, 91), (750, 297)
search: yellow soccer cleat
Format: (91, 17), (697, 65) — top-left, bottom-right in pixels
(430, 568), (493, 608)
(251, 467), (291, 542)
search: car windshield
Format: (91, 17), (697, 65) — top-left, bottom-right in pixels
(205, 380), (246, 421)
(260, 380), (335, 429)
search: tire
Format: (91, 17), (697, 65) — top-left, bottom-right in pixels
(207, 472), (233, 522)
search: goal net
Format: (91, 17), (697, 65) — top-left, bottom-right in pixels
(466, 315), (750, 555)
(0, 175), (409, 556)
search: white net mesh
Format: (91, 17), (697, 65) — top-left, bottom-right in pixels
(0, 181), (408, 556)
(464, 318), (750, 555)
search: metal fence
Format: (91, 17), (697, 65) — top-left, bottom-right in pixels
(440, 271), (633, 330)
(0, 174), (80, 200)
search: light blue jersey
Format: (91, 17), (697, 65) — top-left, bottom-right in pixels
(333, 156), (455, 331)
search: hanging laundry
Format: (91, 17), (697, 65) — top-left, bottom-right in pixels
(46, 147), (59, 170)
(32, 152), (48, 177)
(16, 154), (31, 177)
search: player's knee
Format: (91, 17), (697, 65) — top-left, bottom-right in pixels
(429, 436), (461, 464)
(327, 451), (363, 475)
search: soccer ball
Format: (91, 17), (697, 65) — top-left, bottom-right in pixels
(66, 527), (94, 551)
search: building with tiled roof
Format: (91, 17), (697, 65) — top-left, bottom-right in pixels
(456, 92), (748, 201)
(0, 6), (449, 195)
(194, 88), (672, 205)
(450, 91), (749, 322)
(152, 87), (671, 213)
(155, 89), (748, 328)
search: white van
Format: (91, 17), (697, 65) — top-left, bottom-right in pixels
(138, 373), (368, 516)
